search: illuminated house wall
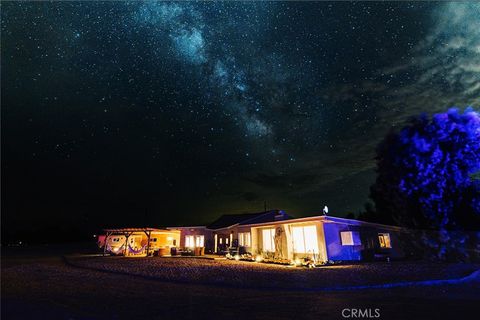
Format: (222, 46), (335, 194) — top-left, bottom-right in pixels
(322, 218), (406, 261)
(249, 219), (329, 262)
(165, 212), (408, 263)
(169, 226), (213, 250)
(323, 222), (363, 261)
(239, 216), (405, 263)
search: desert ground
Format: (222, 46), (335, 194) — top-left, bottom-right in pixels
(2, 244), (479, 320)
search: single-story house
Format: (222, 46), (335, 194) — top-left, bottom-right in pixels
(246, 215), (406, 264)
(170, 211), (406, 264)
(100, 210), (407, 264)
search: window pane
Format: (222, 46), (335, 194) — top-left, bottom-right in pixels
(341, 232), (354, 245)
(245, 233), (251, 247)
(384, 234), (391, 248)
(185, 235), (194, 248)
(195, 235), (204, 247)
(239, 233), (244, 246)
(293, 226), (318, 253)
(379, 233), (391, 248)
(262, 229), (275, 252)
(378, 235), (385, 247)
(341, 231), (361, 246)
(303, 226), (318, 253)
(292, 227), (305, 253)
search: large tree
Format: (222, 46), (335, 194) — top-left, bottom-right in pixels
(369, 108), (480, 260)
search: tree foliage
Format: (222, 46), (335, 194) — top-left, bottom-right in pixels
(368, 108), (480, 259)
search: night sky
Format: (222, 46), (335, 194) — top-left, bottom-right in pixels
(2, 1), (479, 241)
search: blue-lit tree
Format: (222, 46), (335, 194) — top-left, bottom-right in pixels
(370, 108), (480, 260)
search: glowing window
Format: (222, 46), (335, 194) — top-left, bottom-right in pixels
(340, 231), (361, 246)
(226, 238), (229, 245)
(262, 229), (276, 252)
(185, 235), (194, 248)
(195, 235), (204, 247)
(239, 232), (251, 247)
(378, 233), (392, 248)
(292, 225), (319, 254)
(219, 238), (223, 245)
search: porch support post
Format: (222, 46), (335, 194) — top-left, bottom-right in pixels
(103, 231), (111, 256)
(124, 232), (132, 257)
(144, 230), (151, 257)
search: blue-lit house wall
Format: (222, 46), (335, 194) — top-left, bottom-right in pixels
(322, 218), (407, 262)
(323, 222), (363, 261)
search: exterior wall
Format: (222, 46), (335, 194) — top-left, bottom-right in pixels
(251, 220), (328, 263)
(287, 220), (328, 263)
(357, 226), (406, 260)
(323, 222), (363, 261)
(172, 227), (213, 251)
(231, 225), (253, 254)
(168, 217), (407, 262)
(322, 221), (406, 261)
(213, 229), (231, 252)
(252, 224), (287, 259)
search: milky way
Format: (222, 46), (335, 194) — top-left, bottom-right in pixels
(2, 1), (479, 234)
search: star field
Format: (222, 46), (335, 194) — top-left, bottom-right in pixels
(2, 1), (479, 238)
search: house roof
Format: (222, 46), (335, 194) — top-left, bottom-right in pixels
(245, 214), (405, 231)
(103, 227), (175, 234)
(207, 210), (291, 230)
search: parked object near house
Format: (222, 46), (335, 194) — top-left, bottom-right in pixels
(102, 228), (180, 257)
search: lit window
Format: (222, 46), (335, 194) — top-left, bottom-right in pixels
(262, 229), (276, 252)
(378, 233), (392, 248)
(340, 231), (361, 246)
(238, 232), (251, 247)
(226, 238), (229, 245)
(195, 235), (204, 247)
(219, 238), (223, 245)
(185, 235), (194, 248)
(292, 225), (319, 254)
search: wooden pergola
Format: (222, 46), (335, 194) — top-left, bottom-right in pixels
(103, 227), (167, 257)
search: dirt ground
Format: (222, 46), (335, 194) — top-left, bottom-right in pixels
(2, 245), (480, 320)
